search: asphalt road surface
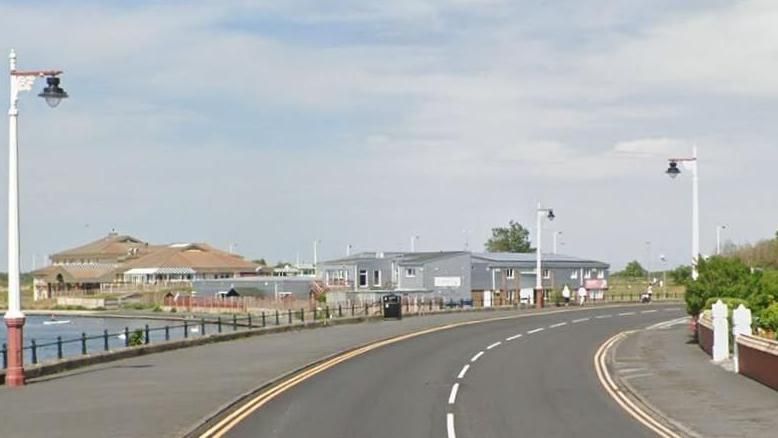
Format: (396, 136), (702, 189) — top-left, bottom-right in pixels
(225, 304), (684, 438)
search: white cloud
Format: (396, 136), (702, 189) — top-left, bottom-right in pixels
(0, 0), (775, 269)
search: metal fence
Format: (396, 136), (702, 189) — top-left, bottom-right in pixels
(2, 292), (684, 370)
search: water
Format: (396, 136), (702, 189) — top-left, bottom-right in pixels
(0, 315), (198, 365)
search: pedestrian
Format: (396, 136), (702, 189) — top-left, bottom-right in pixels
(562, 284), (571, 306)
(577, 286), (587, 306)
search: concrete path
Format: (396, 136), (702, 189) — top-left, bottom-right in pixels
(0, 304), (673, 438)
(612, 320), (778, 437)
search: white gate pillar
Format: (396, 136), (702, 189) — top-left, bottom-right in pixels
(732, 304), (752, 372)
(712, 299), (729, 362)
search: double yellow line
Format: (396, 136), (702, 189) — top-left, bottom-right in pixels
(593, 331), (682, 438)
(198, 318), (494, 437)
(199, 304), (650, 438)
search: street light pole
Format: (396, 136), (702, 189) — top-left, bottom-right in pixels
(535, 202), (555, 309)
(716, 225), (727, 255)
(5, 50), (67, 387)
(666, 146), (700, 280)
(410, 235), (419, 252)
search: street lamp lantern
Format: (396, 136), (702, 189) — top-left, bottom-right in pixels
(546, 209), (555, 221)
(666, 161), (681, 178)
(665, 147), (700, 280)
(38, 76), (68, 107)
(5, 50), (67, 387)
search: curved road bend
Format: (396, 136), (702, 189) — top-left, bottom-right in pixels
(225, 304), (684, 438)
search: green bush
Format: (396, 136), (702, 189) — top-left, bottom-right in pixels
(758, 303), (778, 333)
(121, 303), (149, 310)
(685, 257), (759, 316)
(128, 329), (144, 346)
(152, 305), (162, 312)
(704, 297), (750, 312)
(551, 290), (563, 306)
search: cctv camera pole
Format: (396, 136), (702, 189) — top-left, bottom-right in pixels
(716, 225), (726, 256)
(5, 50), (66, 386)
(553, 231), (562, 255)
(691, 146), (699, 279)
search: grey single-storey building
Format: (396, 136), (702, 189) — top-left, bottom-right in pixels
(318, 251), (609, 306)
(471, 252), (610, 305)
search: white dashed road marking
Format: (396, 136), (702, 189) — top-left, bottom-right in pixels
(457, 364), (470, 379)
(619, 312), (636, 316)
(447, 413), (456, 438)
(448, 383), (460, 404)
(471, 351), (484, 362)
(506, 334), (523, 341)
(487, 341), (502, 350)
(527, 328), (544, 334)
(572, 318), (590, 323)
(642, 310), (658, 313)
(549, 322), (567, 328)
(596, 315), (613, 319)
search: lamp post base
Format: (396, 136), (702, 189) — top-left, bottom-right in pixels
(534, 288), (544, 309)
(4, 316), (26, 387)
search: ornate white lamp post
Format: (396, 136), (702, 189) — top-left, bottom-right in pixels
(665, 147), (699, 280)
(5, 50), (67, 387)
(535, 203), (555, 308)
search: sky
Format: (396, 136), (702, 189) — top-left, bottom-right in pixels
(0, 0), (776, 272)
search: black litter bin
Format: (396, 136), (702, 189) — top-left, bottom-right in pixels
(382, 294), (402, 319)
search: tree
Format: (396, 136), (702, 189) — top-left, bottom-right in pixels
(616, 261), (647, 278)
(252, 258), (268, 266)
(485, 221), (533, 252)
(668, 265), (692, 286)
(685, 256), (760, 316)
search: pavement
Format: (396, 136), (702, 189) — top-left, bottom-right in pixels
(0, 303), (673, 438)
(611, 319), (778, 437)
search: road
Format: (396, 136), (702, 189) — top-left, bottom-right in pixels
(223, 305), (684, 438)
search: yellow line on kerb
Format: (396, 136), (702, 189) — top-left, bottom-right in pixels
(593, 331), (680, 438)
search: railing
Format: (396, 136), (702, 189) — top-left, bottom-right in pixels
(1, 302), (388, 369)
(1, 292), (684, 370)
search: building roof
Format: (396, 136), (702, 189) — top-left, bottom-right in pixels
(31, 264), (118, 283)
(398, 251), (470, 265)
(120, 243), (258, 273)
(472, 252), (609, 269)
(319, 252), (406, 265)
(50, 233), (150, 260)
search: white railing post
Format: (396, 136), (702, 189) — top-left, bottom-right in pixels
(712, 299), (729, 362)
(732, 304), (753, 373)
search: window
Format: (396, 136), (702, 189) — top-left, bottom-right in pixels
(358, 270), (367, 287)
(542, 269), (551, 279)
(597, 270), (605, 279)
(570, 270), (578, 280)
(373, 270), (381, 286)
(406, 268), (416, 278)
(584, 269), (592, 279)
(505, 268), (515, 279)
